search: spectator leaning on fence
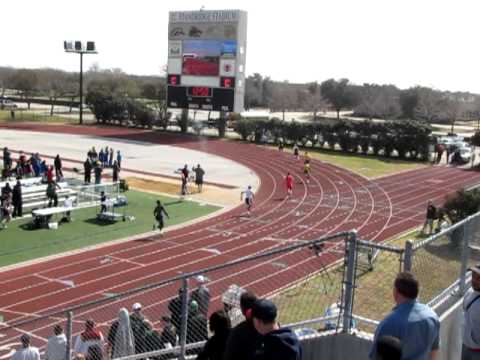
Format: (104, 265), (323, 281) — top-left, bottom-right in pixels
(462, 263), (480, 359)
(12, 334), (40, 360)
(370, 272), (440, 360)
(46, 325), (67, 360)
(251, 299), (302, 360)
(196, 309), (231, 360)
(74, 319), (104, 356)
(223, 290), (260, 360)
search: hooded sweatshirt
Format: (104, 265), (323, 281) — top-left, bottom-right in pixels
(255, 327), (302, 360)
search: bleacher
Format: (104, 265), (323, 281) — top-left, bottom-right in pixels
(1, 177), (78, 213)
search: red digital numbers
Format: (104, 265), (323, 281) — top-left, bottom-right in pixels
(168, 75), (180, 86)
(188, 87), (212, 97)
(221, 77), (235, 88)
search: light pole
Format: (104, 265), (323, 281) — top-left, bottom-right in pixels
(64, 41), (97, 125)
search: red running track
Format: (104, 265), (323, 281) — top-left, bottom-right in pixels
(0, 123), (479, 353)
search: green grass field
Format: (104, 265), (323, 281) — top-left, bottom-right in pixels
(267, 145), (426, 178)
(0, 110), (78, 124)
(0, 189), (219, 267)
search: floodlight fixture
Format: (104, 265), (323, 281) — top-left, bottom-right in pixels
(64, 40), (98, 124)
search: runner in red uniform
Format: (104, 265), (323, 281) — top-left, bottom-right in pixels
(286, 172), (294, 198)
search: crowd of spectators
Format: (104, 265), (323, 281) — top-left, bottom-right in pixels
(83, 147), (122, 185)
(12, 268), (480, 359)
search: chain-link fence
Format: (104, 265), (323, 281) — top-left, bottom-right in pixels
(0, 232), (352, 360)
(348, 238), (404, 333)
(3, 212), (480, 360)
(409, 212), (480, 310)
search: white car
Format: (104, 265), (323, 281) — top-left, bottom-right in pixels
(0, 99), (18, 110)
(458, 146), (473, 163)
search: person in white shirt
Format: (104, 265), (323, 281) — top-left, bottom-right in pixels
(63, 196), (73, 222)
(74, 319), (104, 356)
(46, 325), (67, 360)
(463, 263), (480, 359)
(240, 186), (255, 216)
(11, 334), (40, 360)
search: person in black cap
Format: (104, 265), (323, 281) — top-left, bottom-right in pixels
(223, 290), (260, 360)
(462, 263), (480, 359)
(251, 299), (301, 360)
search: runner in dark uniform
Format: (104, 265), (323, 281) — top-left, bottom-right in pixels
(153, 200), (170, 234)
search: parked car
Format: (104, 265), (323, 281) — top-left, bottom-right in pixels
(0, 99), (18, 110)
(459, 147), (473, 163)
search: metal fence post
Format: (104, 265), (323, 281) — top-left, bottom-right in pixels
(403, 240), (414, 272)
(65, 311), (73, 360)
(342, 230), (357, 333)
(459, 218), (472, 296)
(179, 277), (190, 360)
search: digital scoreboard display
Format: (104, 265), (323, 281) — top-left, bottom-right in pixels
(167, 10), (247, 113)
(187, 86), (213, 97)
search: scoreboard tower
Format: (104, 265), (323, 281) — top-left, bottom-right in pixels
(167, 10), (247, 113)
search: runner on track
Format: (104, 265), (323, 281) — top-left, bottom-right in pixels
(153, 200), (170, 234)
(293, 144), (300, 160)
(241, 186), (255, 216)
(304, 162), (311, 183)
(304, 151), (311, 165)
(286, 172), (294, 198)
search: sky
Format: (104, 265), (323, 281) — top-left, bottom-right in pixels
(1, 0), (479, 93)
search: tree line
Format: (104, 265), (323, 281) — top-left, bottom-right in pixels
(1, 66), (479, 129)
(234, 117), (432, 160)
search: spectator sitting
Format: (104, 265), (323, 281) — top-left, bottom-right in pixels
(12, 334), (40, 360)
(168, 288), (185, 335)
(251, 299), (302, 360)
(191, 275), (211, 318)
(186, 300), (208, 355)
(107, 308), (135, 359)
(46, 325), (67, 360)
(86, 345), (103, 360)
(130, 302), (153, 354)
(223, 290), (260, 360)
(376, 335), (402, 360)
(160, 315), (177, 348)
(74, 319), (104, 356)
(369, 272), (440, 360)
(196, 309), (231, 360)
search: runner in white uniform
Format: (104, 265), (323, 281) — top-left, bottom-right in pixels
(241, 186), (255, 216)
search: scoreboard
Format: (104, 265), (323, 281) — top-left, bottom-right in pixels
(167, 10), (247, 113)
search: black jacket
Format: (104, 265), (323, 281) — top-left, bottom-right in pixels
(254, 328), (302, 360)
(196, 331), (230, 360)
(223, 320), (260, 360)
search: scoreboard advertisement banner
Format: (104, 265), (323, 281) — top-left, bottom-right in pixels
(167, 9), (247, 113)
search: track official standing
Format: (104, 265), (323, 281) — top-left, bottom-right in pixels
(462, 264), (480, 359)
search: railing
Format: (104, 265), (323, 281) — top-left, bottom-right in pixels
(2, 211), (479, 360)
